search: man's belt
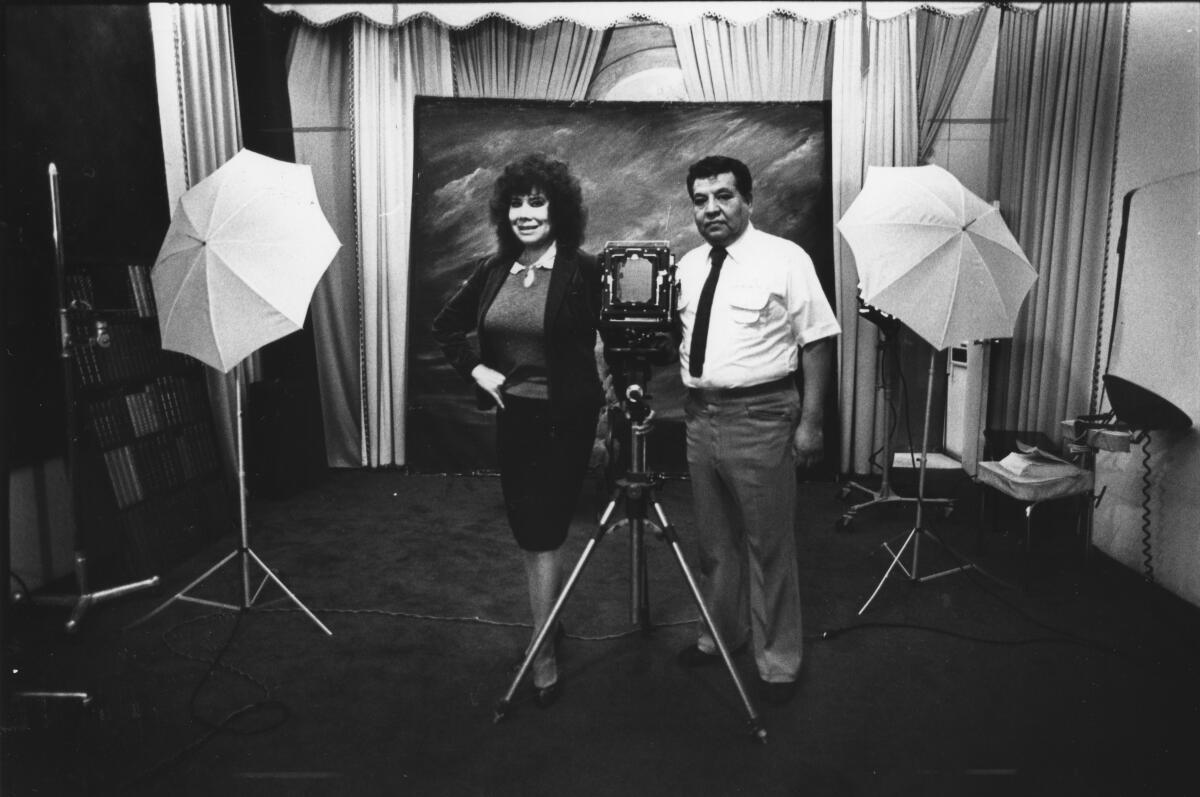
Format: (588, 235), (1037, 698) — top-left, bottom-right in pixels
(687, 374), (796, 402)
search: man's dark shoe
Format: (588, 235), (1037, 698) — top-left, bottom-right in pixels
(757, 677), (798, 706)
(676, 642), (746, 668)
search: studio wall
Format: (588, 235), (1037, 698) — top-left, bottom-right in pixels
(1091, 2), (1200, 607)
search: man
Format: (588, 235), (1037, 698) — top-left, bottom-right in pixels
(674, 155), (840, 705)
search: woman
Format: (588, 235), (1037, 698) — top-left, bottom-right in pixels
(432, 154), (604, 708)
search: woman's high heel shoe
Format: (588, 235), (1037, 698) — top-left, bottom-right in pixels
(511, 623), (566, 673)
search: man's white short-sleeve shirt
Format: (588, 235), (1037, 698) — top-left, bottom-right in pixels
(676, 223), (841, 389)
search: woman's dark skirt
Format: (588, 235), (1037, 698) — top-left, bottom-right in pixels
(496, 394), (598, 552)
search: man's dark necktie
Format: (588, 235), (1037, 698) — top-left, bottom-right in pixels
(689, 246), (727, 378)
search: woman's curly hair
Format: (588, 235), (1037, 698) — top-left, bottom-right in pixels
(489, 153), (587, 258)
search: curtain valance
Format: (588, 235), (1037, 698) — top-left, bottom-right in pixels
(266, 2), (1037, 30)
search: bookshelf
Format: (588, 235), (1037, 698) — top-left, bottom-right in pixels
(65, 260), (232, 584)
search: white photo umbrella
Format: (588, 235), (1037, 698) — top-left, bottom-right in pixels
(837, 164), (1037, 614)
(152, 148), (340, 372)
(838, 163), (1036, 351)
(135, 149), (339, 635)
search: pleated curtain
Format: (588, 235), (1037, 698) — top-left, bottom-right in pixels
(670, 13), (832, 101)
(831, 10), (920, 476)
(150, 3), (257, 480)
(452, 18), (604, 99)
(286, 25), (361, 467)
(915, 6), (988, 164)
(352, 19), (454, 467)
(987, 3), (1127, 438)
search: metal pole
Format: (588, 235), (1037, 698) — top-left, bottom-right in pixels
(628, 410), (649, 627)
(911, 350), (937, 579)
(236, 367), (251, 608)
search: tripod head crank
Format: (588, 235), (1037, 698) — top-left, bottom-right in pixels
(620, 384), (660, 486)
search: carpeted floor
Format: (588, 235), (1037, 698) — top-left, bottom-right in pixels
(4, 469), (1199, 796)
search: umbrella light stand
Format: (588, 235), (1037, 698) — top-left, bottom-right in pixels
(135, 148), (340, 634)
(129, 368), (331, 635)
(836, 319), (952, 532)
(857, 351), (975, 616)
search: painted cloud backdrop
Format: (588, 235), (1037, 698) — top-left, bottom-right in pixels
(407, 98), (832, 472)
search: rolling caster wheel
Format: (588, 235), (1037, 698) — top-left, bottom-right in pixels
(835, 515), (854, 533)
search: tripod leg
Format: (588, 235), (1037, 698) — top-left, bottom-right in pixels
(630, 518), (651, 631)
(857, 527), (917, 616)
(124, 548), (242, 630)
(494, 523), (609, 723)
(651, 500), (767, 744)
(244, 548), (332, 635)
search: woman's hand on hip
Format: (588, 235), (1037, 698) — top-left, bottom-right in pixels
(471, 364), (507, 410)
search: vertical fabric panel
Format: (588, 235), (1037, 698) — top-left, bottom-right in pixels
(452, 19), (604, 100)
(671, 13), (832, 102)
(832, 10), (919, 475)
(988, 4), (1126, 439)
(352, 18), (453, 467)
(153, 4), (255, 479)
(286, 23), (361, 466)
(915, 5), (988, 164)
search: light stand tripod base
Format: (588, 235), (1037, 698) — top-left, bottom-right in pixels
(127, 545), (331, 634)
(857, 526), (976, 615)
(837, 325), (953, 532)
(23, 552), (161, 633)
(124, 368), (330, 636)
(882, 534), (974, 582)
(856, 349), (973, 616)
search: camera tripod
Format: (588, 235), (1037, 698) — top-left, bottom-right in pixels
(494, 381), (766, 743)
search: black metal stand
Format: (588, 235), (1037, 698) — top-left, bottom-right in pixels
(858, 350), (972, 615)
(24, 163), (161, 634)
(493, 381), (766, 743)
(838, 317), (951, 531)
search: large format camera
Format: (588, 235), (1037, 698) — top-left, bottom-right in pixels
(599, 241), (677, 356)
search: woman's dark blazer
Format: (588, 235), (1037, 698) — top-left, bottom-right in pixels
(431, 247), (606, 422)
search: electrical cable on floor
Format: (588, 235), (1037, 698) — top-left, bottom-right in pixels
(921, 527), (1120, 655)
(812, 620), (1111, 652)
(254, 605), (695, 642)
(252, 599), (1137, 672)
(815, 524), (1134, 664)
(108, 610), (291, 794)
(256, 578), (1127, 663)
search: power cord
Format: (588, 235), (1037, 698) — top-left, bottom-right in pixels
(106, 610), (290, 794)
(254, 605), (696, 642)
(816, 525), (1133, 663)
